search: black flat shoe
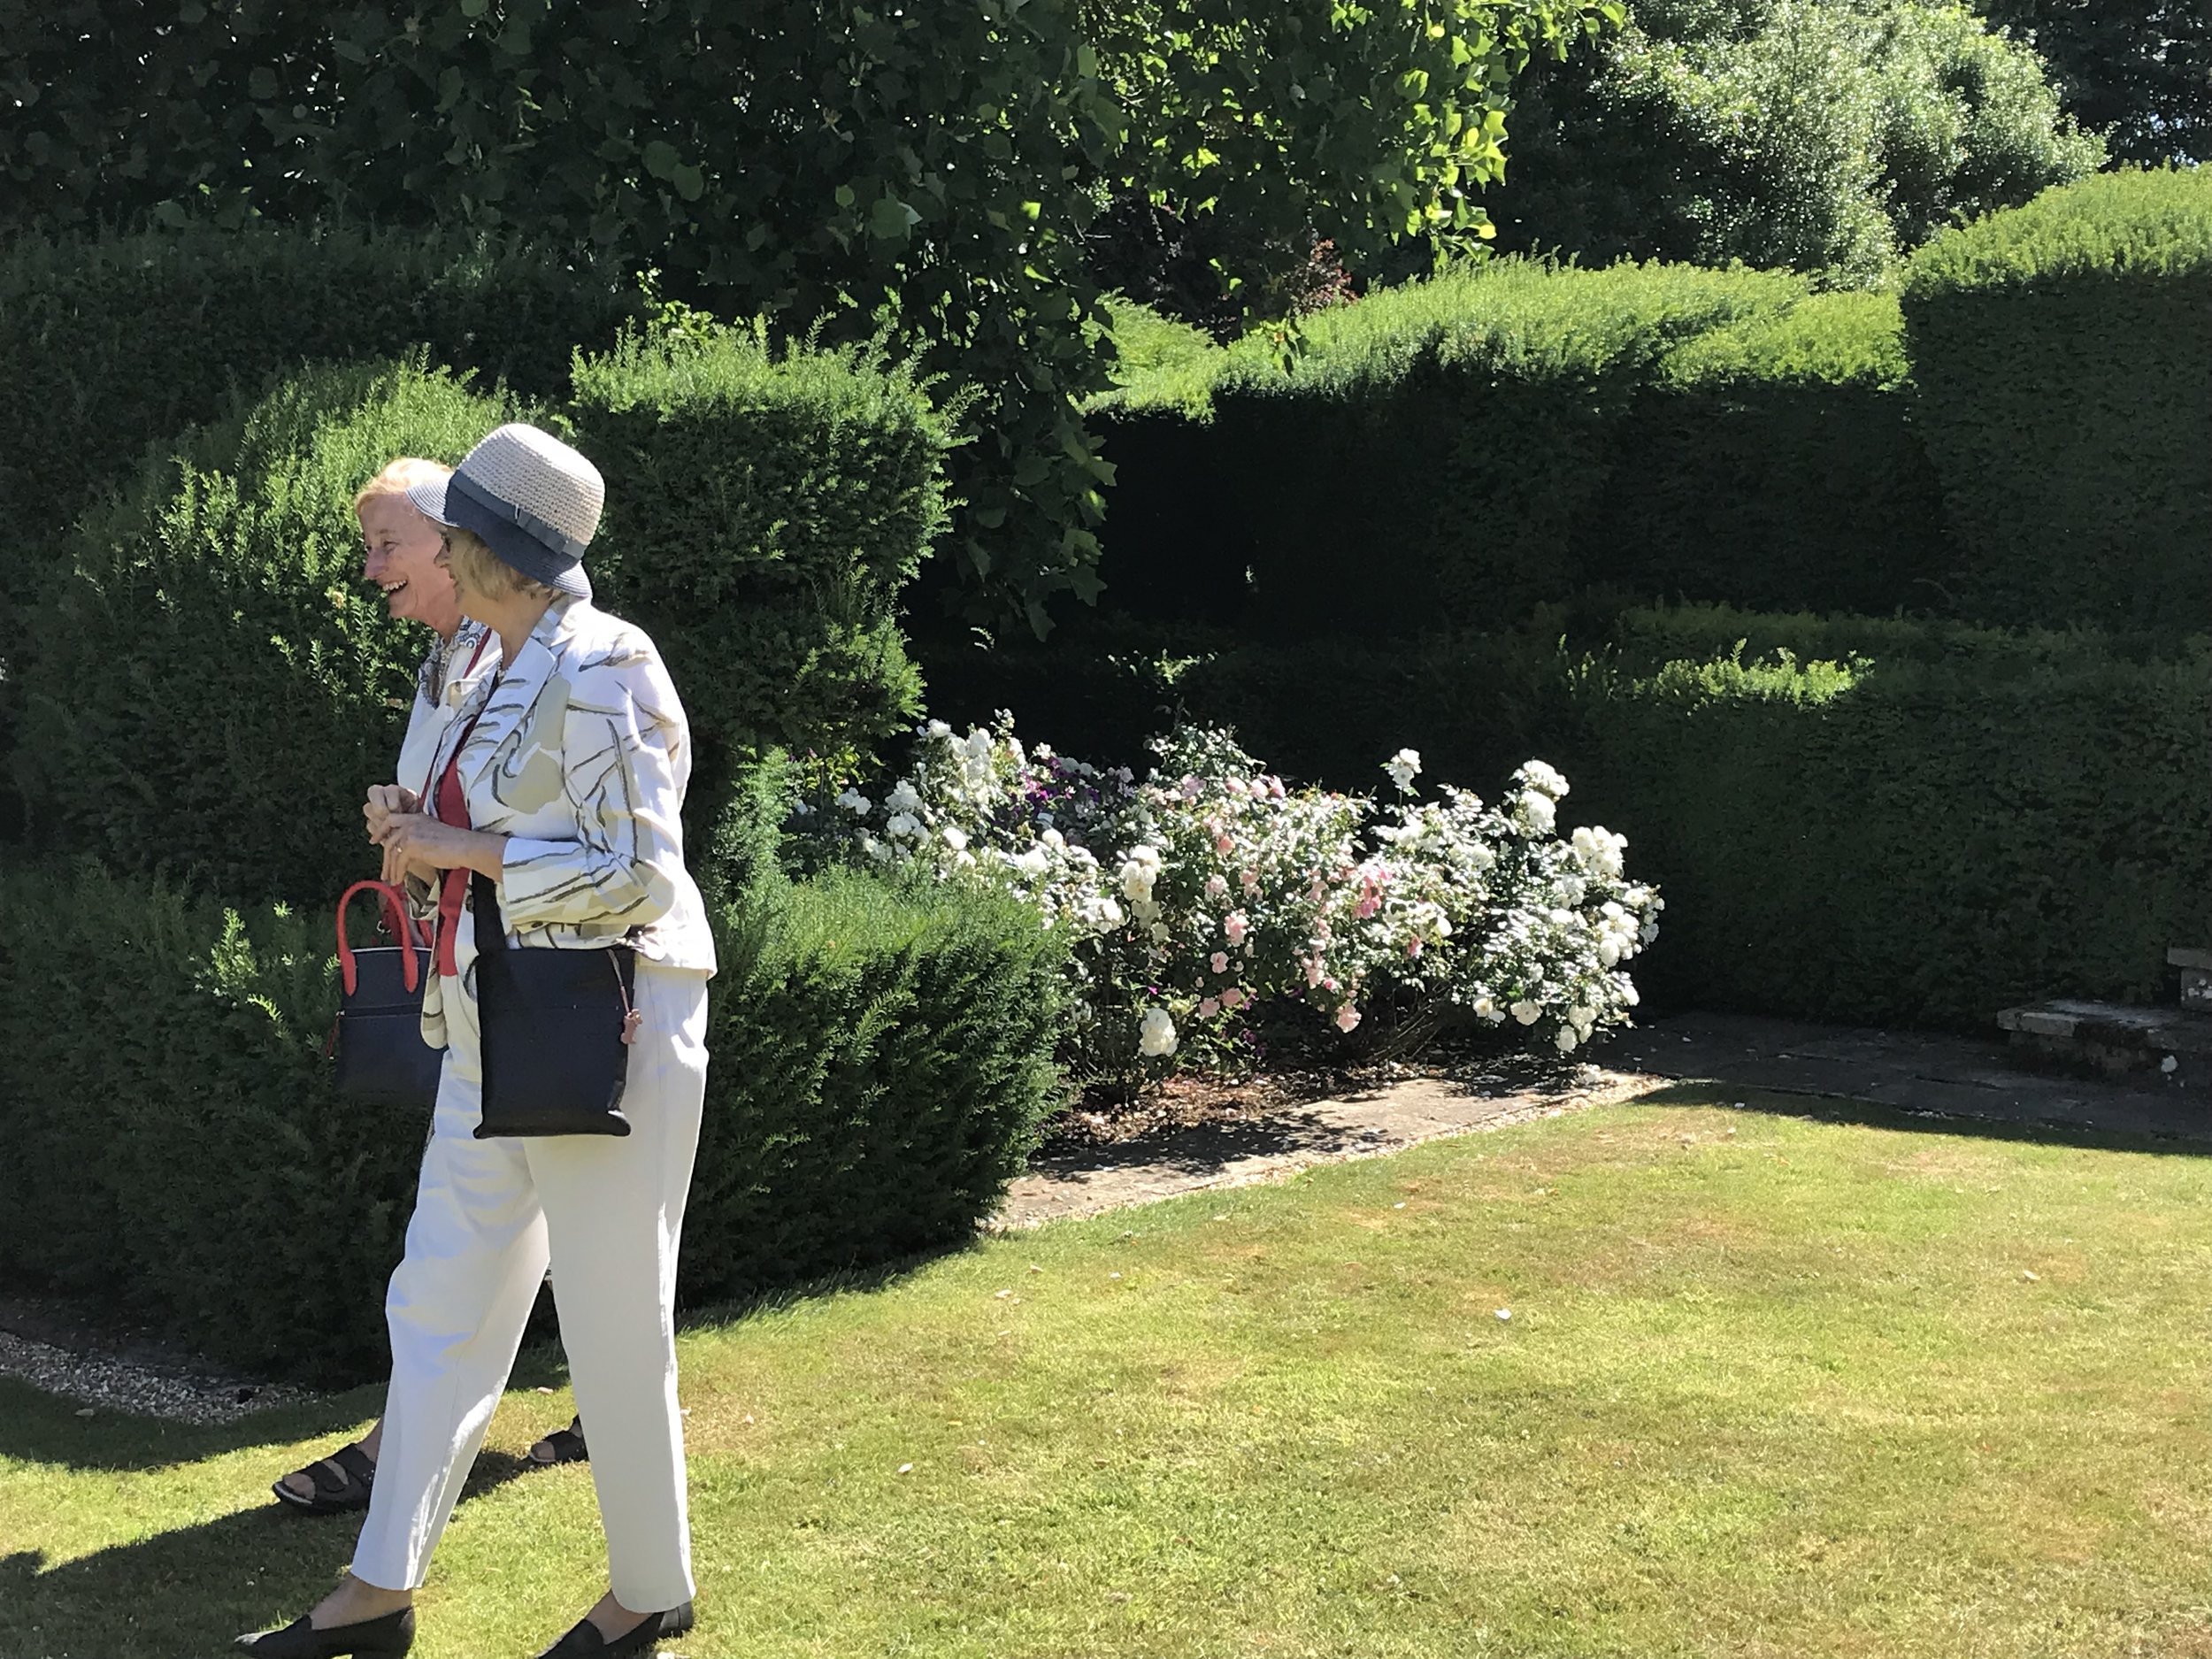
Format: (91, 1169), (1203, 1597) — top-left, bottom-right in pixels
(532, 1601), (695, 1657)
(234, 1606), (415, 1656)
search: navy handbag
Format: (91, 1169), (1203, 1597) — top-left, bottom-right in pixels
(328, 879), (445, 1108)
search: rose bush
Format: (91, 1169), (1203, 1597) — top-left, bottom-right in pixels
(795, 718), (1662, 1098)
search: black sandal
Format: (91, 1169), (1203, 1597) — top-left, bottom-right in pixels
(528, 1416), (589, 1467)
(271, 1441), (376, 1515)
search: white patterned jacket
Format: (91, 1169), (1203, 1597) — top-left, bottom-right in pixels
(411, 595), (716, 1047)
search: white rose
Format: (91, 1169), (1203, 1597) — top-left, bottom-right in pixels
(1138, 1007), (1179, 1058)
(1510, 1001), (1541, 1026)
(885, 811), (922, 841)
(1518, 792), (1556, 835)
(926, 719), (952, 740)
(1519, 760), (1570, 801)
(886, 780), (925, 815)
(835, 789), (872, 816)
(942, 825), (970, 853)
(1555, 1025), (1579, 1054)
(1013, 846), (1050, 878)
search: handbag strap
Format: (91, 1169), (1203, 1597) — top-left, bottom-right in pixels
(469, 869), (508, 956)
(336, 879), (422, 995)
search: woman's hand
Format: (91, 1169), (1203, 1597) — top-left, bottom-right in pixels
(373, 814), (509, 885)
(365, 785), (422, 845)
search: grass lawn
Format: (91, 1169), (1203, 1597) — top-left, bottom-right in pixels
(10, 1089), (2212, 1657)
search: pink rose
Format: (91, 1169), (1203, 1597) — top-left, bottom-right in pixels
(1222, 987), (1246, 1010)
(1305, 960), (1325, 987)
(1407, 938), (1424, 957)
(1335, 1005), (1361, 1033)
(1240, 869), (1261, 894)
(1210, 951), (1230, 975)
(1198, 997), (1220, 1018)
(1215, 835), (1235, 856)
(1225, 912), (1248, 946)
(1205, 874), (1228, 898)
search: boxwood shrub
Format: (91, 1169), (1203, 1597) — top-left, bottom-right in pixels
(0, 222), (639, 624)
(0, 862), (1066, 1383)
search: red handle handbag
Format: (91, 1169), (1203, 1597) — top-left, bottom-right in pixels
(329, 879), (444, 1108)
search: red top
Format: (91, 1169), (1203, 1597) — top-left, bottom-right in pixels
(427, 632), (495, 979)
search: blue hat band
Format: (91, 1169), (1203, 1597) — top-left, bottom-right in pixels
(443, 470), (591, 600)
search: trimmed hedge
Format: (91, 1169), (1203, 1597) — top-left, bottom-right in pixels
(916, 605), (2211, 1030)
(14, 361), (527, 903)
(570, 322), (953, 828)
(0, 223), (639, 621)
(17, 332), (956, 907)
(1901, 168), (2212, 633)
(685, 869), (1067, 1293)
(0, 862), (1066, 1383)
(1565, 639), (2212, 1026)
(1092, 262), (1952, 635)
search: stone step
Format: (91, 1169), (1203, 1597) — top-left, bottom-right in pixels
(1998, 998), (2212, 1080)
(2168, 948), (2212, 1010)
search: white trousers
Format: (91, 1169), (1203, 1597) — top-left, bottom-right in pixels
(353, 930), (710, 1613)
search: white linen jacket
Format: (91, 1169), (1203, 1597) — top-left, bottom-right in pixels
(411, 595), (717, 1048)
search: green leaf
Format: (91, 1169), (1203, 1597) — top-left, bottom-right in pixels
(642, 140), (679, 180)
(869, 195), (920, 240)
(672, 164), (705, 203)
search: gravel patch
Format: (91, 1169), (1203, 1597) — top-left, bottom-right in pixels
(0, 1328), (320, 1427)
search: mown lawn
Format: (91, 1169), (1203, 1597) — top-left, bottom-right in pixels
(9, 1090), (2212, 1658)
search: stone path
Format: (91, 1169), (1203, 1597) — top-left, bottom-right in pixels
(995, 1064), (1660, 1228)
(1601, 1010), (2212, 1147)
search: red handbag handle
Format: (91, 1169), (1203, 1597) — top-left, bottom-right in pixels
(336, 879), (422, 996)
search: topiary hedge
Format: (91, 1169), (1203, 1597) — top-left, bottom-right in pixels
(1563, 637), (2212, 1026)
(13, 360), (528, 904)
(1092, 260), (1952, 636)
(16, 331), (956, 908)
(0, 222), (640, 623)
(569, 320), (954, 839)
(0, 861), (1067, 1383)
(1901, 167), (2212, 633)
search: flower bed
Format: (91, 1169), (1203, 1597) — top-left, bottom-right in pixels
(798, 720), (1663, 1095)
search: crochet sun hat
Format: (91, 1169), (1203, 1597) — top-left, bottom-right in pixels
(406, 423), (604, 602)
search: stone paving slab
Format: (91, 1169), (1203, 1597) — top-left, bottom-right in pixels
(995, 1067), (1663, 1228)
(1599, 1010), (2212, 1147)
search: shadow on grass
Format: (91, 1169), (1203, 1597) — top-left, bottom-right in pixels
(0, 1389), (557, 1658)
(0, 1503), (360, 1658)
(1630, 1079), (2212, 1161)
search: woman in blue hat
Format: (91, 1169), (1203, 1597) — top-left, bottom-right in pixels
(241, 424), (715, 1659)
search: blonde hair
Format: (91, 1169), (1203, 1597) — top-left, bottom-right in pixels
(353, 457), (453, 515)
(442, 525), (562, 603)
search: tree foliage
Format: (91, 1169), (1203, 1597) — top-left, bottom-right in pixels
(1977, 1), (2212, 165)
(1486, 0), (2104, 283)
(0, 0), (1609, 632)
